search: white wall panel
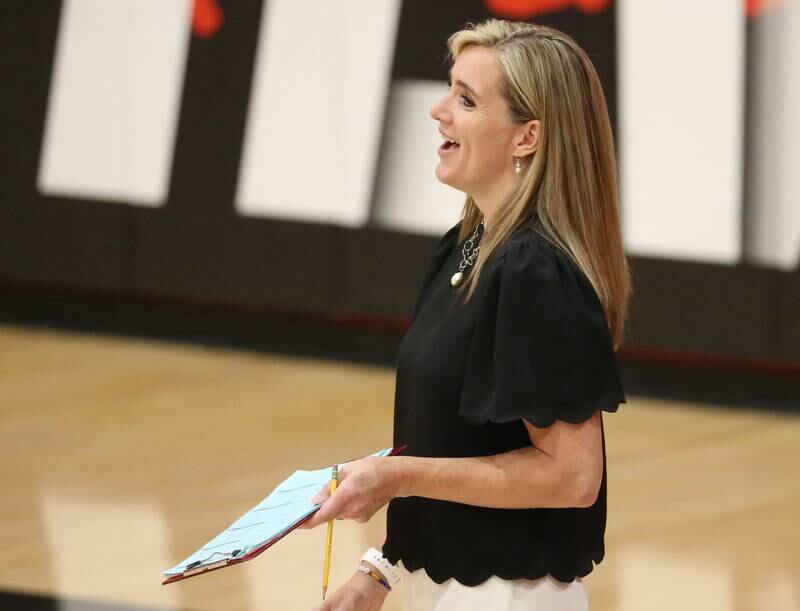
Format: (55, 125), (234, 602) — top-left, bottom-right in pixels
(38, 0), (191, 206)
(236, 0), (401, 226)
(745, 2), (800, 270)
(372, 79), (465, 236)
(618, 0), (745, 263)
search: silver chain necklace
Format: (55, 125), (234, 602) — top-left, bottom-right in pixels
(450, 220), (484, 287)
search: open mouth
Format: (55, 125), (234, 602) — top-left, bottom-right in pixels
(439, 136), (461, 154)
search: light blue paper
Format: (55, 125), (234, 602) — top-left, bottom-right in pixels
(164, 448), (393, 576)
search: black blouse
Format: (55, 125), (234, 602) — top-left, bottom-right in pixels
(382, 222), (625, 586)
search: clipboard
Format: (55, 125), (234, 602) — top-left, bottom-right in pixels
(162, 446), (405, 585)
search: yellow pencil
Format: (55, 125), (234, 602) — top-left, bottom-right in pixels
(322, 464), (338, 600)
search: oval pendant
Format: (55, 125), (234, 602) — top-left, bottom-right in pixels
(450, 272), (463, 287)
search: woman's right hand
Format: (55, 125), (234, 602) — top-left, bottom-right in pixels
(311, 570), (390, 611)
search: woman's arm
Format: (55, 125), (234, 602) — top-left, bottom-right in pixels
(301, 412), (603, 529)
(394, 412), (603, 509)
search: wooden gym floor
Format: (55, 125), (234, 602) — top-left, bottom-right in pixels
(0, 322), (798, 610)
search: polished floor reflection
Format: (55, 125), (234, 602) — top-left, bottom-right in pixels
(0, 323), (798, 611)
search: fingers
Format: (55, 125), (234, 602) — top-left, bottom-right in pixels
(303, 512), (330, 530)
(312, 490), (347, 524)
(301, 463), (364, 530)
(303, 489), (349, 529)
(310, 464), (347, 505)
(311, 483), (330, 505)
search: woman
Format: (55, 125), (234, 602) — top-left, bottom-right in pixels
(302, 19), (630, 611)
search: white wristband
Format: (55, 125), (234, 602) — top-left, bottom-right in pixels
(360, 547), (400, 586)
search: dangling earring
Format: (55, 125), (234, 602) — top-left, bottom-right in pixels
(514, 157), (521, 175)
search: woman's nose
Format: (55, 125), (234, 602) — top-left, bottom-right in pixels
(430, 94), (449, 122)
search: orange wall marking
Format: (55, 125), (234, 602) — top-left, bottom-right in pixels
(483, 0), (611, 19)
(193, 0), (224, 38)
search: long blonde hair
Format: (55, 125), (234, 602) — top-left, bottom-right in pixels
(449, 20), (630, 348)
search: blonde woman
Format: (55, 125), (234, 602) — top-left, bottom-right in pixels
(303, 19), (630, 611)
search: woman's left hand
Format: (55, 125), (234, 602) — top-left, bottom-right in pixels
(299, 456), (401, 529)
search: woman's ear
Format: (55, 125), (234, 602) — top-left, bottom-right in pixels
(514, 119), (541, 158)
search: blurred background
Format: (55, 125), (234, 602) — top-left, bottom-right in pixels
(0, 1), (798, 610)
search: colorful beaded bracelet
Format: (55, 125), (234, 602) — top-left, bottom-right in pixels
(358, 564), (392, 591)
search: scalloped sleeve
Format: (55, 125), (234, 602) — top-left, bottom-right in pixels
(458, 234), (625, 428)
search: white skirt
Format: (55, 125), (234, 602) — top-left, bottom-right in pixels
(399, 562), (588, 611)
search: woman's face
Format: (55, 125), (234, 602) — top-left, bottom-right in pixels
(430, 46), (523, 205)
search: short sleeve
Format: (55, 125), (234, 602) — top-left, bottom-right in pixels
(458, 233), (625, 428)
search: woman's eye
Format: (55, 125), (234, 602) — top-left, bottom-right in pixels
(446, 80), (474, 108)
